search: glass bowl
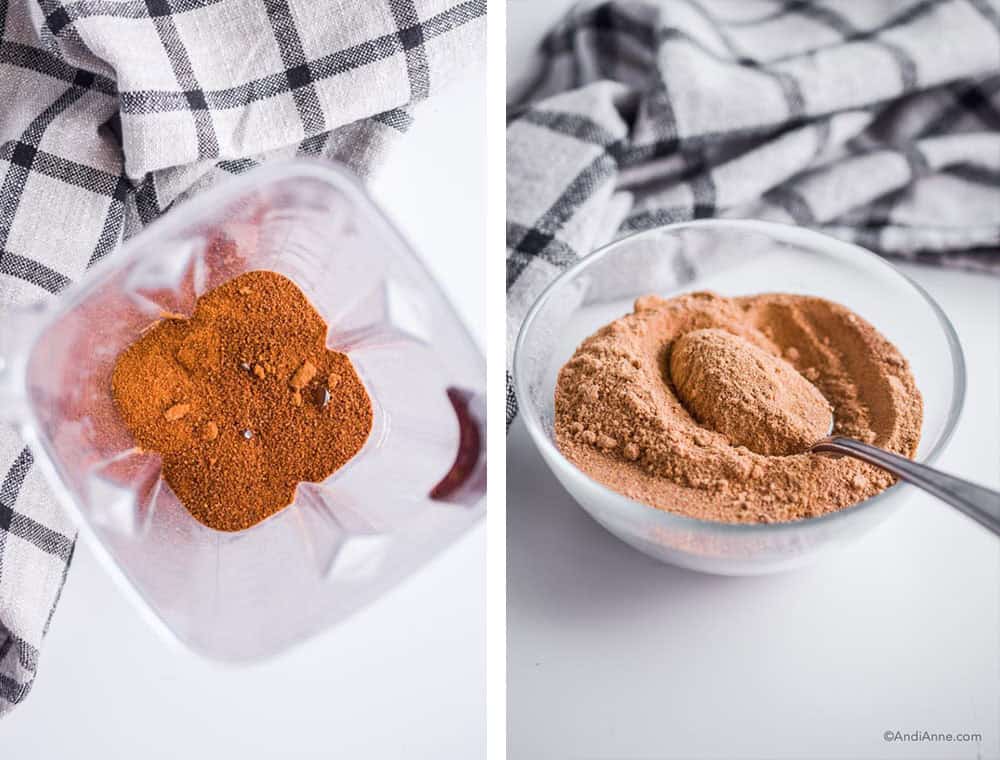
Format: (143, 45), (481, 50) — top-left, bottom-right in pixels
(513, 219), (965, 575)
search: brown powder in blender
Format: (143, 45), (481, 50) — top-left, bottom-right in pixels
(554, 291), (923, 524)
(111, 270), (373, 531)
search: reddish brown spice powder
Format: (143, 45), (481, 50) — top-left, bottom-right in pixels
(111, 270), (373, 531)
(555, 291), (922, 524)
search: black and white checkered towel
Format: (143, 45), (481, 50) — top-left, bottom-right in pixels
(507, 0), (1000, 427)
(0, 0), (484, 714)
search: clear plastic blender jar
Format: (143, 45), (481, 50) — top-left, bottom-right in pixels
(0, 160), (486, 660)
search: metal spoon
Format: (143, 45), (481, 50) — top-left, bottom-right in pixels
(811, 434), (1000, 535)
(666, 329), (999, 534)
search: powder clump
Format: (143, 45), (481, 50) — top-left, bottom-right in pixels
(554, 291), (922, 524)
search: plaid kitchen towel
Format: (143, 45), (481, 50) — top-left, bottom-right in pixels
(507, 0), (1000, 428)
(0, 0), (484, 714)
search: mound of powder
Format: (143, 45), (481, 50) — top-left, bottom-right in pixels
(554, 291), (923, 524)
(670, 328), (832, 456)
(112, 270), (373, 531)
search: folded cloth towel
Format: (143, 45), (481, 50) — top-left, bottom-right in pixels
(0, 0), (484, 714)
(507, 0), (1000, 427)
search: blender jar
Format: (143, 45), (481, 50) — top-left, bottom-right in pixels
(0, 160), (486, 660)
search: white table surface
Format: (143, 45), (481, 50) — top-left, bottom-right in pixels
(1, 69), (485, 759)
(507, 5), (1000, 759)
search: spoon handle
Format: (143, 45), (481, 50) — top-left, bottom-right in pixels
(811, 436), (1000, 536)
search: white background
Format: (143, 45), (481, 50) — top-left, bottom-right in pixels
(507, 3), (1000, 760)
(1, 66), (486, 759)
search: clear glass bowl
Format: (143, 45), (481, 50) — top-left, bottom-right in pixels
(0, 161), (485, 659)
(513, 220), (965, 575)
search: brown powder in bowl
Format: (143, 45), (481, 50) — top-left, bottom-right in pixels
(554, 291), (923, 524)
